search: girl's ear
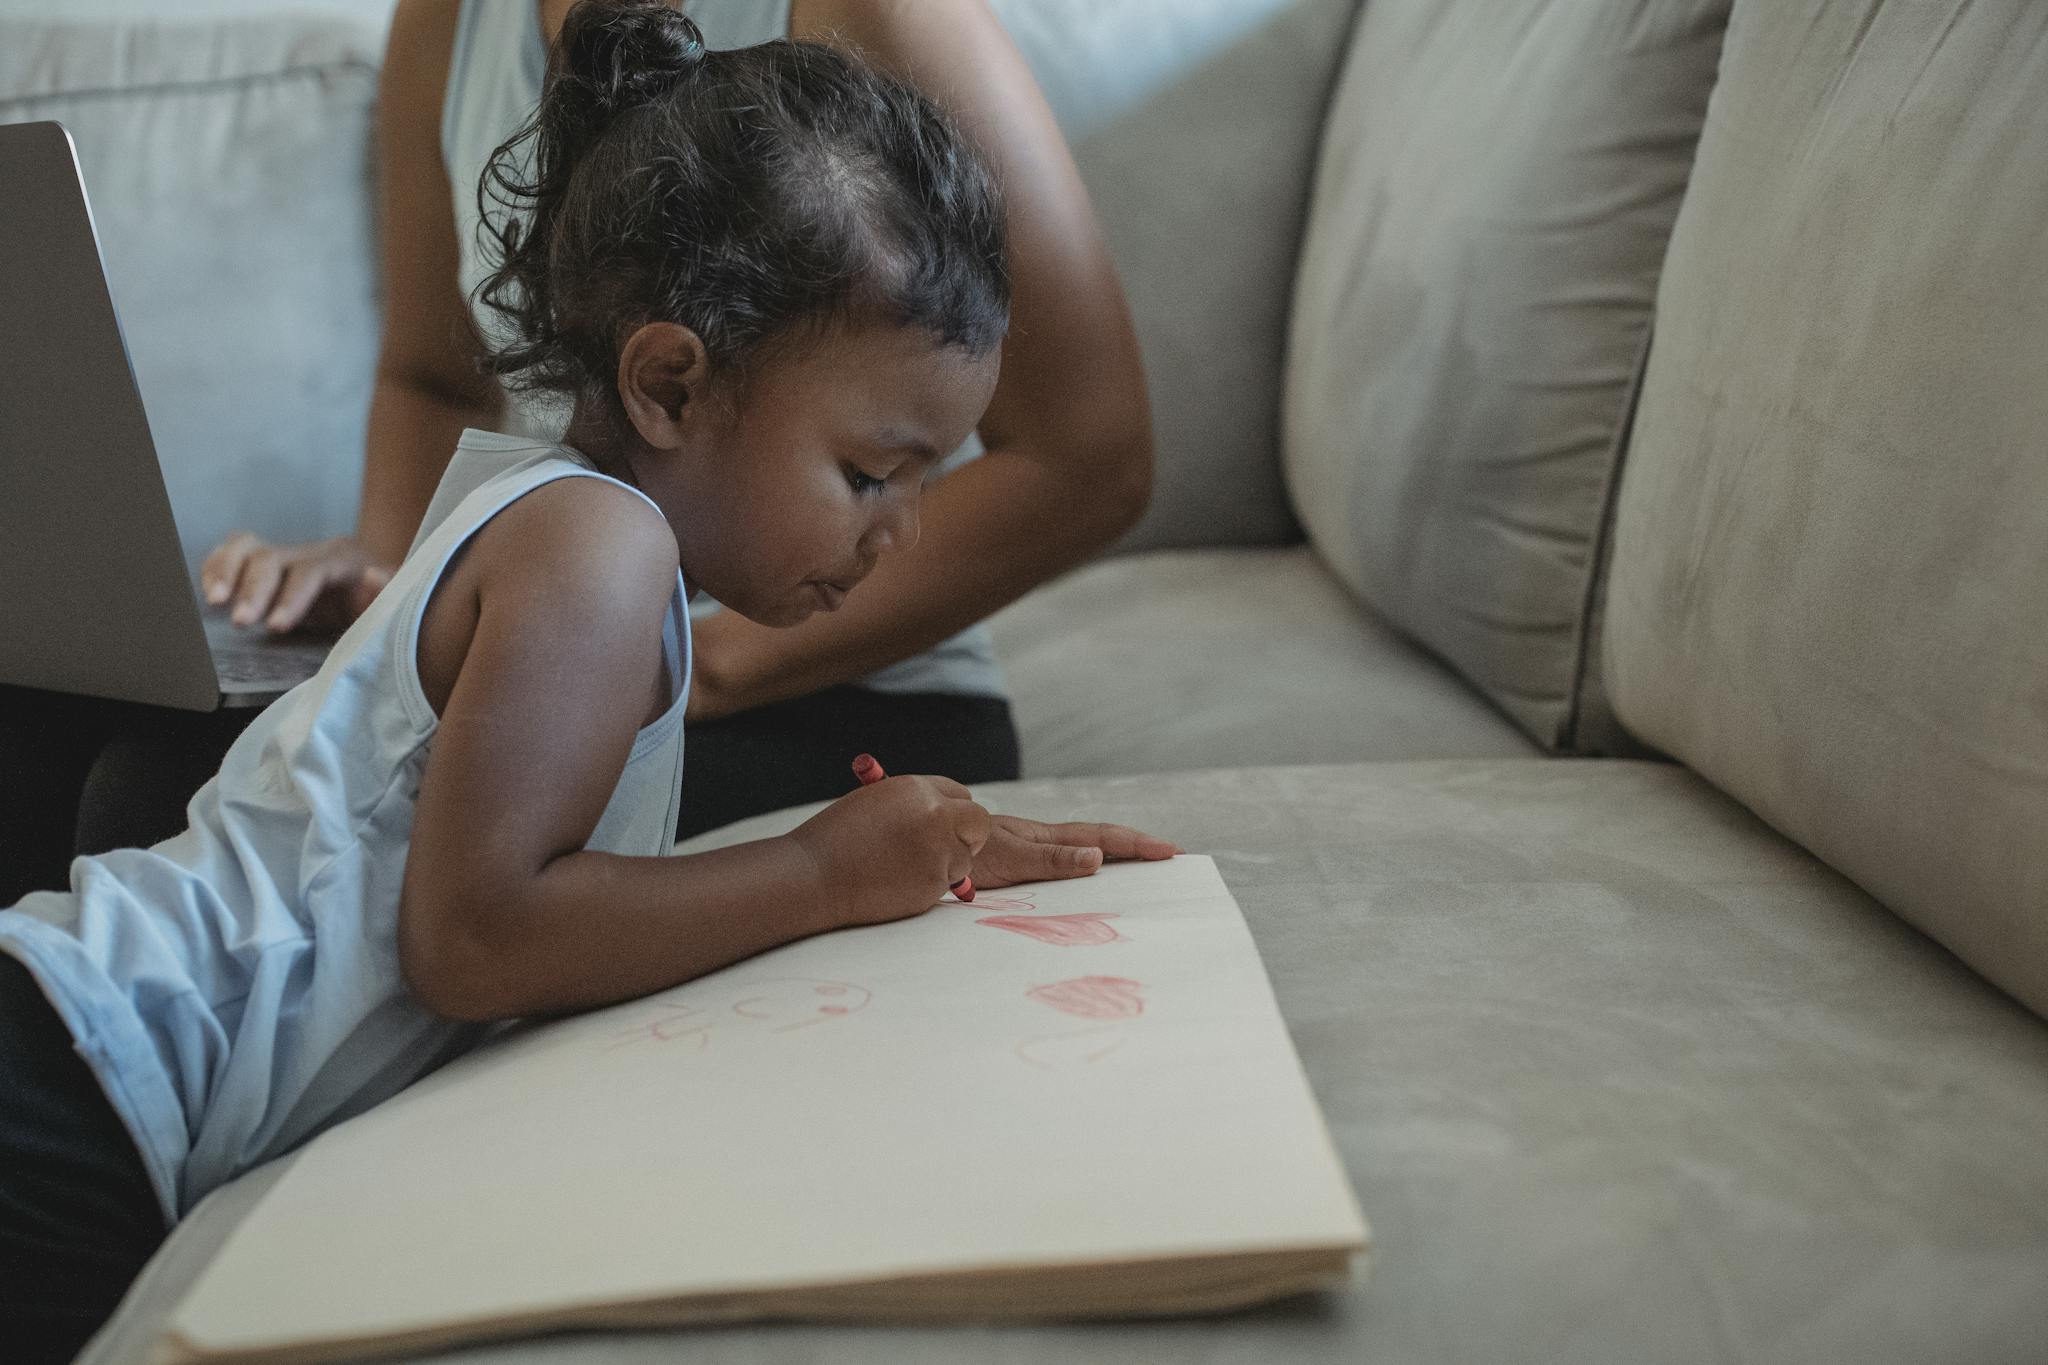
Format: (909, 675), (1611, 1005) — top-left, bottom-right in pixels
(616, 322), (711, 449)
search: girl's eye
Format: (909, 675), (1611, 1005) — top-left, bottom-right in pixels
(844, 466), (888, 498)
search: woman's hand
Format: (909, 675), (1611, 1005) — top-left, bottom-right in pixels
(969, 816), (1182, 890)
(787, 775), (991, 929)
(200, 532), (393, 635)
(682, 608), (746, 723)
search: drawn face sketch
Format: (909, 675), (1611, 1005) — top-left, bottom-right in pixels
(603, 1002), (711, 1052)
(603, 979), (871, 1053)
(1016, 1026), (1128, 1071)
(727, 978), (873, 1032)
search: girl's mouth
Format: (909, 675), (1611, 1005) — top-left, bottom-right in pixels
(810, 581), (848, 611)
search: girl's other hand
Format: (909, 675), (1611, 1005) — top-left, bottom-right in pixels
(788, 774), (991, 928)
(969, 817), (1182, 891)
(200, 531), (393, 635)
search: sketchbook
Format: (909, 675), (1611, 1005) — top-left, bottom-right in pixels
(156, 855), (1368, 1364)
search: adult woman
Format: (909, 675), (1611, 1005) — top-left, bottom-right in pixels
(18, 0), (1150, 886)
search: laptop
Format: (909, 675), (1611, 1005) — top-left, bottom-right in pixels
(0, 119), (329, 712)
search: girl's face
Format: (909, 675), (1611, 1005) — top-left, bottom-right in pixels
(635, 322), (1001, 627)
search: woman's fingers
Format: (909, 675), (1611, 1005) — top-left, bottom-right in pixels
(200, 531), (261, 607)
(228, 546), (287, 627)
(200, 535), (383, 634)
(265, 558), (344, 633)
(347, 563), (394, 620)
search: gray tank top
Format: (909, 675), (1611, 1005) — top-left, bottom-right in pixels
(440, 0), (1004, 699)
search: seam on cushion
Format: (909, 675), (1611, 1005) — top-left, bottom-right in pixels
(1560, 316), (1655, 754)
(0, 60), (375, 112)
(1276, 0), (1371, 544)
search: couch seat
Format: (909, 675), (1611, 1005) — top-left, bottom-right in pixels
(87, 760), (2048, 1364)
(989, 548), (1539, 776)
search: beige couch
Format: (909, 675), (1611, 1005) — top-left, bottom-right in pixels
(5, 1), (2044, 1361)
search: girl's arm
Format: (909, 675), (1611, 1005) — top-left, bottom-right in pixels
(203, 0), (502, 631)
(685, 0), (1155, 719)
(396, 478), (988, 1024)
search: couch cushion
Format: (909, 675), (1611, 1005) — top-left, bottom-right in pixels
(86, 761), (2048, 1364)
(1602, 0), (2048, 1019)
(0, 16), (383, 580)
(987, 547), (1537, 777)
(1282, 0), (1728, 751)
(989, 0), (1359, 552)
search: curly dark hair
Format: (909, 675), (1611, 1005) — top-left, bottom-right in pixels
(474, 0), (1010, 420)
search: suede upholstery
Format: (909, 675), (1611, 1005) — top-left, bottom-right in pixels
(1601, 0), (2048, 1020)
(2, 0), (2041, 1361)
(1283, 0), (1728, 750)
(990, 0), (1359, 552)
(988, 548), (1535, 778)
(83, 767), (2048, 1365)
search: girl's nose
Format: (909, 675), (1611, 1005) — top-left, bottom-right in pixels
(872, 494), (920, 556)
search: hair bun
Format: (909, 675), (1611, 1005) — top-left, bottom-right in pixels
(555, 0), (708, 125)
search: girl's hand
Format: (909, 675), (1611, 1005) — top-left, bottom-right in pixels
(970, 817), (1182, 890)
(200, 531), (393, 635)
(787, 775), (991, 928)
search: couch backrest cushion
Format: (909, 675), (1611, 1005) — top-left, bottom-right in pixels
(990, 0), (1360, 553)
(2, 3), (1353, 570)
(0, 17), (382, 580)
(1282, 0), (1728, 750)
(1602, 0), (2048, 1017)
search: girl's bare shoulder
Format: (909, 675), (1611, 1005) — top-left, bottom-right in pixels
(456, 475), (678, 639)
(415, 474), (679, 718)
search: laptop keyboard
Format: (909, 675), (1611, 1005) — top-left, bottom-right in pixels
(206, 628), (330, 694)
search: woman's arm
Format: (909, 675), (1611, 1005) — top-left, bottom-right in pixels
(685, 0), (1155, 719)
(358, 0), (506, 566)
(397, 478), (989, 1023)
(203, 0), (501, 630)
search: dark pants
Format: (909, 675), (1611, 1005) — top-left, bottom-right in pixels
(673, 684), (1020, 839)
(0, 681), (1019, 901)
(0, 952), (167, 1363)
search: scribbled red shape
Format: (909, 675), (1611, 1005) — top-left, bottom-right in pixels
(975, 911), (1125, 946)
(1026, 975), (1145, 1020)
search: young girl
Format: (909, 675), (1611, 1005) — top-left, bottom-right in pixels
(0, 5), (1175, 1357)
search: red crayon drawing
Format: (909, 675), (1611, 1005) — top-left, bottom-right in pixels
(609, 1001), (714, 1051)
(1026, 975), (1145, 1020)
(975, 911), (1126, 946)
(605, 978), (871, 1052)
(729, 980), (868, 1031)
(1016, 1026), (1128, 1070)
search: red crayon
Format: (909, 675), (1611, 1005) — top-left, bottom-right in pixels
(851, 753), (975, 901)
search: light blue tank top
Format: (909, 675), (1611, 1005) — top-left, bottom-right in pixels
(441, 0), (1005, 699)
(0, 433), (690, 1224)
